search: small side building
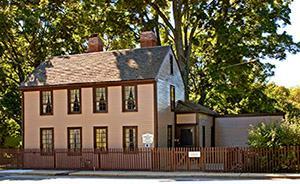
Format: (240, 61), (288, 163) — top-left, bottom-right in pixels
(175, 101), (284, 147)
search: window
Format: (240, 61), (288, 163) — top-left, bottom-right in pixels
(93, 87), (108, 113)
(94, 127), (108, 150)
(122, 85), (138, 112)
(40, 128), (54, 155)
(67, 127), (82, 152)
(170, 85), (175, 111)
(211, 126), (215, 147)
(40, 90), (53, 115)
(123, 126), (137, 150)
(202, 126), (206, 147)
(170, 54), (174, 75)
(68, 88), (81, 114)
(167, 125), (172, 148)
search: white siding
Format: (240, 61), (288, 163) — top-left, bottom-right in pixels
(156, 49), (185, 147)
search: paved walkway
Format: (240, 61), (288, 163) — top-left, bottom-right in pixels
(0, 169), (300, 179)
(0, 170), (71, 176)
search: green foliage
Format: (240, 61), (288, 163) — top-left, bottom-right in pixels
(0, 0), (138, 147)
(0, 0), (299, 147)
(248, 119), (300, 148)
(0, 117), (21, 148)
(248, 119), (300, 172)
(188, 0), (300, 114)
(290, 87), (300, 109)
(265, 83), (300, 118)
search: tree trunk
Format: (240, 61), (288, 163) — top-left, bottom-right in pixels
(172, 0), (190, 100)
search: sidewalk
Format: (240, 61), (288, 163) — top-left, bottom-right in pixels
(69, 171), (300, 179)
(0, 169), (72, 176)
(0, 169), (300, 179)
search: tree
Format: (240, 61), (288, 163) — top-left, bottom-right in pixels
(265, 83), (300, 118)
(187, 0), (300, 113)
(116, 0), (300, 112)
(0, 0), (137, 147)
(1, 0), (300, 147)
(290, 87), (300, 109)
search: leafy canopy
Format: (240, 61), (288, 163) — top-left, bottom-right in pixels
(0, 0), (299, 147)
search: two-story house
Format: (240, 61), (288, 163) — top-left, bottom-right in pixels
(20, 31), (284, 153)
(20, 31), (185, 151)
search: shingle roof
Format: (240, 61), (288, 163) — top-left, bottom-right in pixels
(21, 46), (171, 87)
(175, 100), (219, 116)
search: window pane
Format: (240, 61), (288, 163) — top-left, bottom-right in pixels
(70, 89), (80, 112)
(68, 128), (81, 150)
(41, 91), (52, 114)
(124, 86), (136, 110)
(123, 127), (137, 150)
(170, 54), (173, 75)
(95, 127), (107, 149)
(96, 88), (106, 101)
(95, 87), (107, 112)
(41, 129), (53, 153)
(170, 86), (175, 110)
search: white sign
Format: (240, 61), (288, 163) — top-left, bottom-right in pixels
(188, 151), (201, 158)
(142, 133), (154, 144)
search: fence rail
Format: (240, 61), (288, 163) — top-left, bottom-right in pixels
(1, 147), (300, 172)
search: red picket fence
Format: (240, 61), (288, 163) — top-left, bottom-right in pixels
(1, 147), (300, 172)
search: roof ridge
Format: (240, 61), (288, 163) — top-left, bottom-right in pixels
(52, 45), (171, 59)
(21, 45), (171, 87)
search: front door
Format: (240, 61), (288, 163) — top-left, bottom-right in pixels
(179, 128), (194, 147)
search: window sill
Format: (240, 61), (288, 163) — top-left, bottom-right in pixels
(40, 113), (53, 116)
(122, 109), (138, 112)
(68, 112), (82, 115)
(93, 111), (108, 113)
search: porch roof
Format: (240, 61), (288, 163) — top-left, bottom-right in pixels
(175, 100), (219, 116)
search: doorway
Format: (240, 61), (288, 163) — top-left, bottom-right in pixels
(176, 125), (197, 147)
(180, 128), (193, 146)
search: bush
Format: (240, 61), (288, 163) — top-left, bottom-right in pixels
(248, 119), (300, 148)
(0, 118), (21, 148)
(248, 119), (300, 172)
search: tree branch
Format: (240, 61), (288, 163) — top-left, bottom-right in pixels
(147, 0), (175, 34)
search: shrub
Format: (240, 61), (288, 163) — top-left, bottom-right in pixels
(248, 119), (300, 148)
(248, 119), (300, 172)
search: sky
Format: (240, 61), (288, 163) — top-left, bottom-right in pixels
(268, 0), (300, 88)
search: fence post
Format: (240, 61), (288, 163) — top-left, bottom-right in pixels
(53, 150), (56, 169)
(151, 148), (154, 171)
(224, 148), (228, 172)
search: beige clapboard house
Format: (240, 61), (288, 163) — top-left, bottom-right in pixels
(20, 31), (284, 152)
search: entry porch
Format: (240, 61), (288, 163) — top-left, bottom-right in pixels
(175, 101), (217, 147)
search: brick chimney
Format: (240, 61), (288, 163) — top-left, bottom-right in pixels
(140, 31), (157, 48)
(87, 33), (103, 52)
